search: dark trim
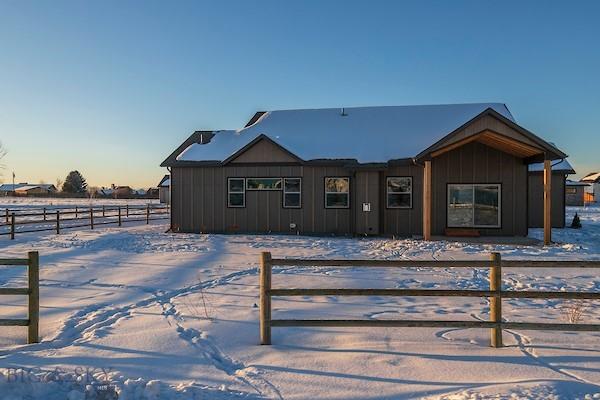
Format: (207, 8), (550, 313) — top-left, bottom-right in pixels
(324, 176), (351, 209)
(385, 176), (413, 209)
(446, 183), (503, 229)
(157, 174), (170, 187)
(282, 177), (302, 209)
(222, 134), (304, 165)
(244, 111), (267, 128)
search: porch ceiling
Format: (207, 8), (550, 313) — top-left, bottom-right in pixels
(430, 130), (544, 159)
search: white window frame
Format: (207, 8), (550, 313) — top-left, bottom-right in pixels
(324, 177), (350, 209)
(447, 183), (501, 228)
(386, 177), (412, 209)
(228, 177), (245, 208)
(283, 178), (302, 208)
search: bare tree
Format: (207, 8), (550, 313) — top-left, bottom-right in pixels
(56, 177), (63, 192)
(560, 299), (589, 323)
(0, 141), (7, 175)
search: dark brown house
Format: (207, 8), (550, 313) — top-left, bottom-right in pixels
(161, 104), (568, 243)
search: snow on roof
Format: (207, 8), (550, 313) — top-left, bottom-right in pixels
(0, 183), (55, 191)
(0, 183), (24, 191)
(581, 172), (600, 183)
(566, 180), (589, 186)
(177, 103), (514, 163)
(157, 175), (170, 187)
(528, 159), (575, 173)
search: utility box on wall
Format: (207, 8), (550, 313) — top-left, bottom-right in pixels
(362, 203), (371, 212)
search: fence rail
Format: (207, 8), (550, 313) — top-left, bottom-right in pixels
(259, 252), (600, 347)
(1, 204), (169, 239)
(0, 252), (39, 343)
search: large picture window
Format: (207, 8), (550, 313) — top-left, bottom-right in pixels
(228, 178), (245, 207)
(448, 184), (501, 228)
(325, 177), (350, 208)
(387, 177), (412, 208)
(283, 178), (301, 208)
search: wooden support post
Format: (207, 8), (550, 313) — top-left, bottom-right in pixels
(90, 208), (94, 229)
(27, 251), (39, 344)
(490, 252), (503, 348)
(260, 252), (272, 345)
(423, 160), (432, 241)
(118, 207), (122, 227)
(146, 204), (150, 224)
(10, 213), (15, 240)
(56, 210), (60, 235)
(543, 159), (552, 245)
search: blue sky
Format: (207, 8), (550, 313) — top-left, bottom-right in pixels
(1, 1), (599, 188)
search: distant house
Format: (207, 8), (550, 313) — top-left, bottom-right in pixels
(0, 183), (57, 196)
(581, 172), (600, 203)
(565, 180), (589, 206)
(527, 159), (575, 228)
(161, 103), (568, 239)
(157, 175), (170, 204)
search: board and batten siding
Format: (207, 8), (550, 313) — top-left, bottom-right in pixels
(431, 141), (529, 236)
(528, 173), (566, 228)
(170, 165), (353, 234)
(382, 165), (424, 236)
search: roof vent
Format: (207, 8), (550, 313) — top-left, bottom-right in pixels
(197, 131), (215, 144)
(340, 107), (347, 116)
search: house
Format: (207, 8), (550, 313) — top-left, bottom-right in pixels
(527, 159), (575, 228)
(0, 183), (57, 195)
(157, 175), (170, 204)
(581, 172), (600, 203)
(161, 103), (568, 241)
(565, 180), (589, 206)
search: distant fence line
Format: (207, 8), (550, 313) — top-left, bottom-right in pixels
(258, 252), (600, 347)
(0, 204), (169, 239)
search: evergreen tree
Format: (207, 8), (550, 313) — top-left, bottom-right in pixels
(62, 170), (88, 193)
(571, 213), (582, 229)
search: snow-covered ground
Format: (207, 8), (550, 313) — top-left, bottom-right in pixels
(1, 201), (599, 399)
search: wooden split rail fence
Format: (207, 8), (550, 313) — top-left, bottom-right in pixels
(259, 252), (600, 347)
(0, 252), (39, 344)
(0, 205), (169, 239)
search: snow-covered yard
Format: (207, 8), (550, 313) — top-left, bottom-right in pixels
(1, 200), (600, 399)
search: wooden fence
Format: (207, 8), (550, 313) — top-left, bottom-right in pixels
(0, 251), (39, 343)
(259, 252), (600, 347)
(0, 204), (169, 239)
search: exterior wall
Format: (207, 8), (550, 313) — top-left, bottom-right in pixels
(171, 165), (353, 234)
(354, 171), (380, 235)
(527, 173), (566, 228)
(229, 139), (298, 163)
(431, 141), (529, 236)
(382, 164), (423, 237)
(565, 185), (585, 207)
(159, 187), (170, 204)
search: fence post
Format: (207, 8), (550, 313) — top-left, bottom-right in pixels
(5, 208), (8, 223)
(126, 204), (129, 218)
(490, 252), (503, 348)
(146, 204), (150, 224)
(27, 251), (39, 344)
(90, 208), (94, 230)
(56, 210), (60, 235)
(43, 207), (46, 221)
(118, 207), (122, 227)
(75, 206), (78, 219)
(260, 252), (272, 345)
(102, 205), (105, 217)
(10, 213), (15, 240)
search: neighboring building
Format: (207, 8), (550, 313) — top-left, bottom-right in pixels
(581, 172), (600, 203)
(565, 180), (589, 206)
(0, 183), (57, 195)
(161, 103), (567, 238)
(527, 159), (575, 228)
(157, 175), (170, 204)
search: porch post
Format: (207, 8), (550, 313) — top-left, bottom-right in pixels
(423, 160), (432, 241)
(543, 159), (552, 245)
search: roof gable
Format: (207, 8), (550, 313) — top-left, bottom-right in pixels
(224, 135), (302, 164)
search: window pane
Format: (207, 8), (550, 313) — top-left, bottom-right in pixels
(388, 193), (411, 208)
(326, 193), (349, 208)
(284, 178), (301, 193)
(229, 193), (244, 207)
(448, 185), (473, 227)
(246, 178), (282, 190)
(284, 193), (301, 208)
(387, 177), (411, 193)
(229, 178), (244, 192)
(474, 186), (499, 226)
(325, 178), (349, 193)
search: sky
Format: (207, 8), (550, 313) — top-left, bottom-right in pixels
(0, 0), (599, 188)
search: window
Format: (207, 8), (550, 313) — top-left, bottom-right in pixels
(283, 178), (301, 208)
(246, 178), (282, 190)
(228, 178), (245, 207)
(566, 187), (577, 194)
(448, 184), (501, 228)
(325, 177), (350, 208)
(387, 177), (412, 208)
